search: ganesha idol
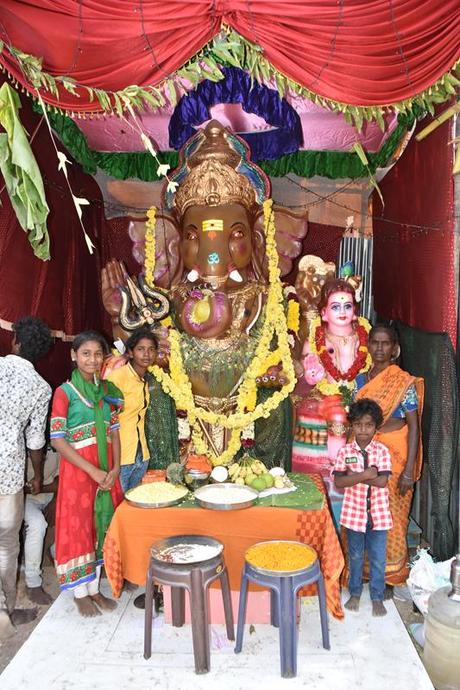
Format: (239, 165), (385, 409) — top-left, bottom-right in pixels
(101, 121), (308, 469)
(291, 277), (371, 476)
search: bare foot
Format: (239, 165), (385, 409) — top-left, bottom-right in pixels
(26, 586), (53, 606)
(384, 585), (394, 600)
(10, 608), (37, 625)
(90, 592), (117, 611)
(372, 601), (387, 617)
(0, 611), (16, 640)
(344, 596), (360, 612)
(75, 596), (102, 617)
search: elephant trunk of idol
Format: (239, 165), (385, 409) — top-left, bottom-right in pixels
(180, 290), (233, 338)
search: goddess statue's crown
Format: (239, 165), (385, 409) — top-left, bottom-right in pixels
(165, 120), (270, 216)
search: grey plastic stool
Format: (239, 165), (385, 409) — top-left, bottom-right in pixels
(144, 535), (234, 674)
(235, 541), (330, 678)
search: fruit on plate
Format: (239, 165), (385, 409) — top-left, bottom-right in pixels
(250, 476), (267, 492)
(227, 455), (268, 483)
(211, 466), (228, 483)
(269, 466), (286, 478)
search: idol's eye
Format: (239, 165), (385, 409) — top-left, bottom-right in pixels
(344, 303), (353, 311)
(185, 228), (198, 241)
(230, 223), (246, 239)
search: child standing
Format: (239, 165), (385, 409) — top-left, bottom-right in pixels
(105, 328), (157, 493)
(333, 398), (392, 617)
(51, 331), (124, 617)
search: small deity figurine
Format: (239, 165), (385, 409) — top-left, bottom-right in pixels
(292, 278), (370, 475)
(294, 254), (335, 344)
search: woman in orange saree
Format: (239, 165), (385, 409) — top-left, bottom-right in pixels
(354, 324), (424, 592)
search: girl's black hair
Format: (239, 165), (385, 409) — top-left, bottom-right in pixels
(125, 327), (158, 352)
(71, 331), (109, 355)
(347, 398), (383, 428)
(13, 316), (52, 363)
(368, 323), (399, 345)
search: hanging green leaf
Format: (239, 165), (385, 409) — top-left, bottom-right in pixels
(0, 82), (50, 260)
(166, 79), (178, 106)
(112, 92), (124, 117)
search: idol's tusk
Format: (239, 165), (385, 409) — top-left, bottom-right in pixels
(229, 269), (243, 283)
(187, 269), (199, 282)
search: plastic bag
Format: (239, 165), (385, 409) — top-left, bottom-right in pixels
(407, 549), (454, 616)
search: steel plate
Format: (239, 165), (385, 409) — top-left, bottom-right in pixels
(194, 482), (259, 511)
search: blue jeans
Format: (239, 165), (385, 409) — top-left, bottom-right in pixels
(119, 445), (149, 493)
(346, 524), (388, 601)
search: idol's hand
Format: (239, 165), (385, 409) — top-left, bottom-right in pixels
(101, 259), (129, 320)
(302, 353), (325, 386)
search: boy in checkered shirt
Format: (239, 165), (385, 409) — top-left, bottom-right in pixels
(333, 399), (392, 617)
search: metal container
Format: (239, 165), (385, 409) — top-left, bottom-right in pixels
(183, 469), (211, 491)
(151, 534), (224, 565)
(424, 554), (460, 690)
(194, 482), (258, 511)
(245, 540), (318, 577)
(125, 486), (188, 509)
(448, 553), (460, 601)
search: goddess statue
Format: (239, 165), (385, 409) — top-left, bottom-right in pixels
(101, 121), (307, 469)
(292, 277), (371, 476)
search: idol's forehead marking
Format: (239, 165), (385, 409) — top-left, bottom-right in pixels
(201, 219), (223, 233)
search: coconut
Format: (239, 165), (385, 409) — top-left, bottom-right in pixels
(211, 466), (228, 483)
(269, 466), (286, 477)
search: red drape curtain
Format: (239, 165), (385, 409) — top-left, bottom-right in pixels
(372, 108), (456, 344)
(0, 77), (111, 385)
(0, 0), (459, 112)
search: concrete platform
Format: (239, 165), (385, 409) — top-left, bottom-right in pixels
(0, 582), (434, 690)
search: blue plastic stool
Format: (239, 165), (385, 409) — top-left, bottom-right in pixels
(234, 543), (330, 678)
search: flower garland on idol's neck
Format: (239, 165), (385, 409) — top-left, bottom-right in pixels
(308, 315), (371, 396)
(143, 200), (295, 466)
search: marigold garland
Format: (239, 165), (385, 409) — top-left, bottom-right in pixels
(144, 206), (156, 288)
(148, 198), (296, 465)
(286, 297), (300, 334)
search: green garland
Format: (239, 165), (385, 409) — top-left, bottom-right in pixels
(39, 106), (416, 182)
(1, 28), (458, 127)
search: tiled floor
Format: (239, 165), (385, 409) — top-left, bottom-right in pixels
(0, 583), (434, 690)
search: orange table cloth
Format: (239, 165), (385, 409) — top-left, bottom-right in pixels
(104, 476), (345, 619)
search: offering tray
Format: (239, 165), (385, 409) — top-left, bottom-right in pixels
(151, 535), (224, 565)
(194, 482), (258, 511)
(125, 481), (189, 509)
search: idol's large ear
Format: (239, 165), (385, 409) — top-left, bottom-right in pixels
(106, 179), (182, 288)
(128, 213), (182, 289)
(253, 206), (308, 277)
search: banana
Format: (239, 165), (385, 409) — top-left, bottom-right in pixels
(235, 477), (245, 485)
(239, 467), (247, 479)
(228, 463), (240, 478)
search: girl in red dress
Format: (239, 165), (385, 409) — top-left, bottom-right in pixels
(50, 331), (123, 617)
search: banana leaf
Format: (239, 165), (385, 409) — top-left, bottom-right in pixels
(0, 82), (50, 260)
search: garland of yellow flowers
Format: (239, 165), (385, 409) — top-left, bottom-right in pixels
(146, 199), (295, 465)
(144, 207), (156, 288)
(307, 315), (371, 396)
(286, 297), (300, 333)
